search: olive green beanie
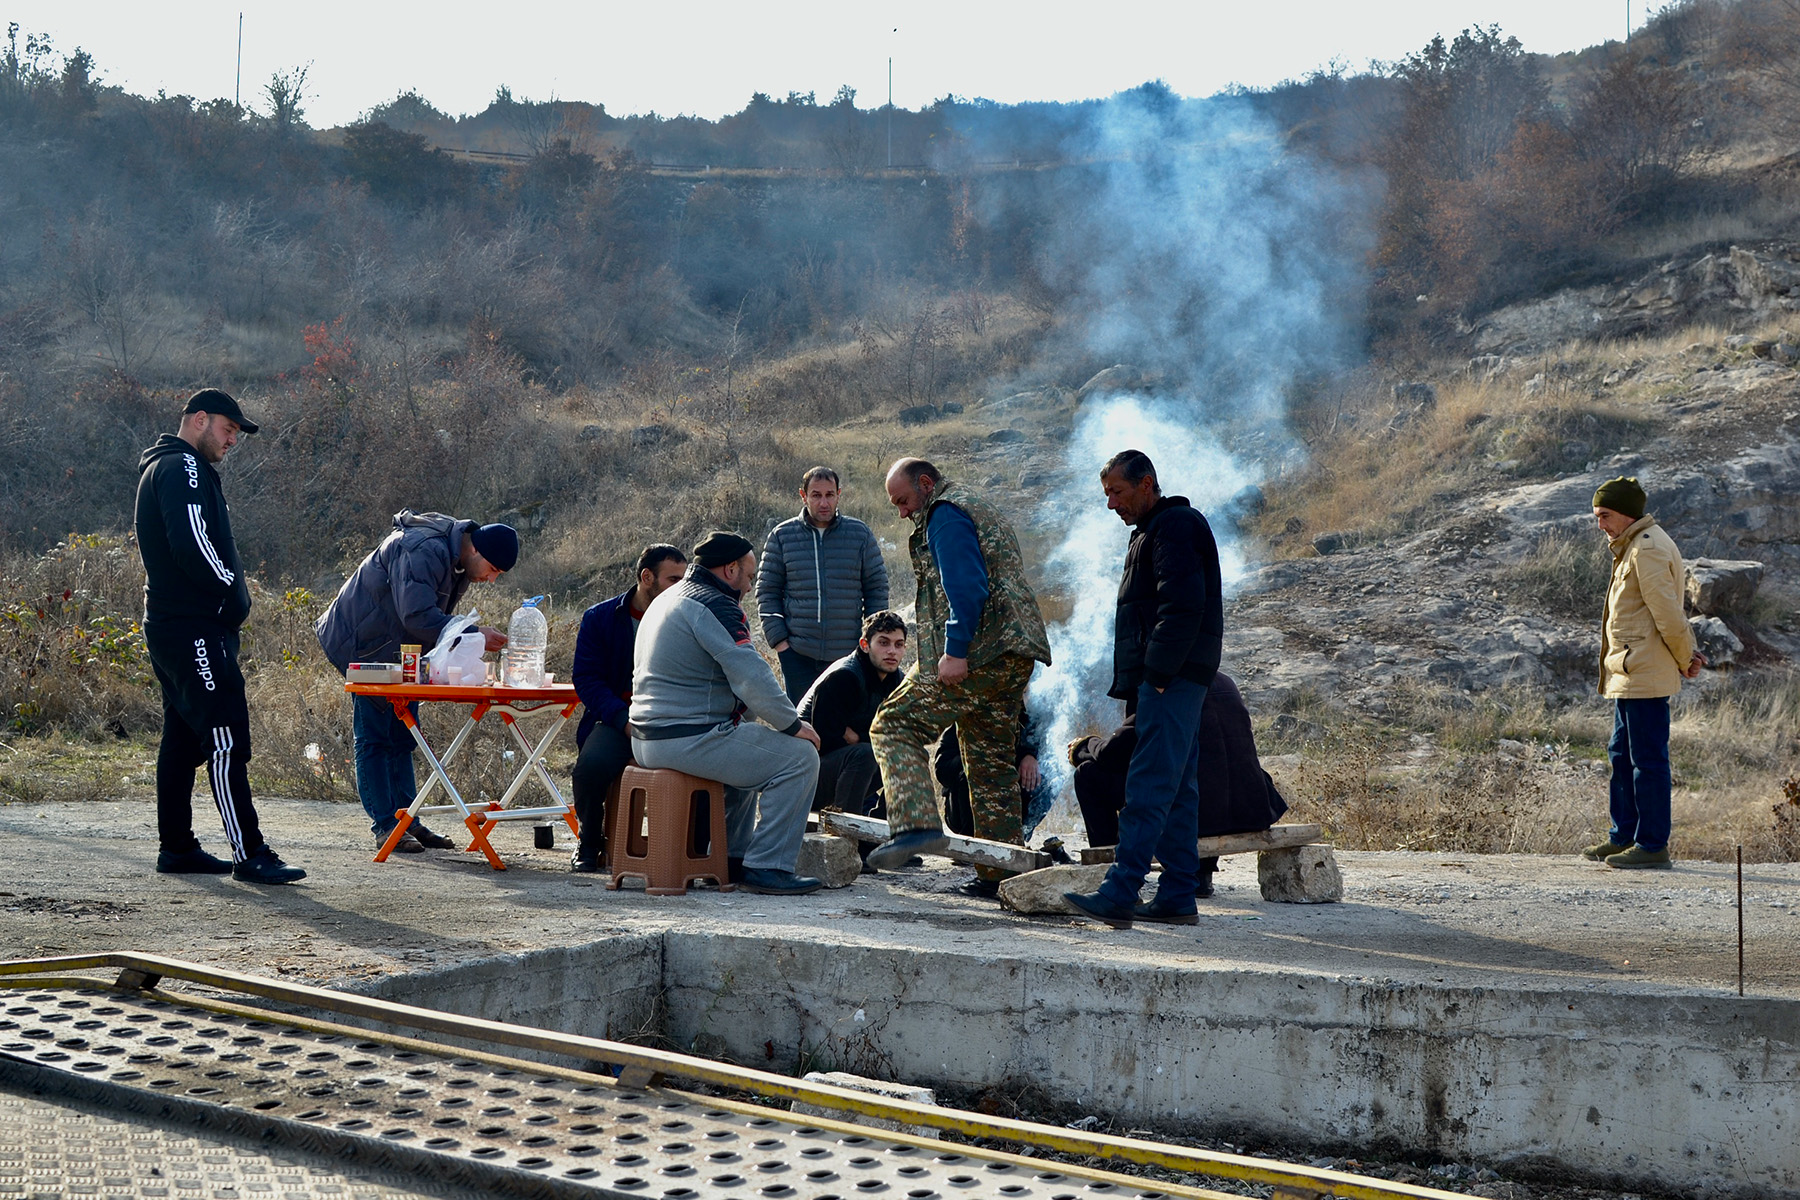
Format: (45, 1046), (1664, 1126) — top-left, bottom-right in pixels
(1592, 476), (1646, 519)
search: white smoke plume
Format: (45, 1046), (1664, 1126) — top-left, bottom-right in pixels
(1012, 87), (1376, 825)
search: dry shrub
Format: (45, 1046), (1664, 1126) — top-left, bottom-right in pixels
(1500, 528), (1612, 619)
(1774, 775), (1800, 862)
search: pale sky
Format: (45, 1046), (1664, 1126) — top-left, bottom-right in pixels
(9, 1), (1637, 127)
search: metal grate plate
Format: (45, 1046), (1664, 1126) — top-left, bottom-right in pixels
(1, 988), (1183, 1200)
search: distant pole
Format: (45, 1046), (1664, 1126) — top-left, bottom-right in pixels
(887, 55), (893, 169)
(1625, 0), (1631, 39)
(1737, 845), (1744, 997)
(235, 12), (243, 109)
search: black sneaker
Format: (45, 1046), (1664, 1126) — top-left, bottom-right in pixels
(411, 825), (457, 850)
(233, 847), (307, 885)
(570, 850), (602, 873)
(739, 867), (823, 895)
(155, 846), (232, 875)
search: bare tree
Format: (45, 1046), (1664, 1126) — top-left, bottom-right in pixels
(264, 63), (310, 135)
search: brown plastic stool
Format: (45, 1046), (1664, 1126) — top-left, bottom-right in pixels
(606, 765), (735, 895)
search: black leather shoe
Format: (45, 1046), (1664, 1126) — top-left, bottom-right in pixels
(954, 876), (1000, 899)
(155, 846), (232, 875)
(739, 868), (823, 896)
(376, 830), (424, 854)
(411, 826), (457, 850)
(1064, 889), (1135, 929)
(866, 827), (948, 871)
(233, 847), (306, 885)
(1133, 894), (1199, 925)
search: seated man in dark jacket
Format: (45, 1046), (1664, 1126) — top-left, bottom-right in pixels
(315, 511), (516, 851)
(1066, 672), (1285, 897)
(567, 544), (688, 873)
(797, 611), (907, 816)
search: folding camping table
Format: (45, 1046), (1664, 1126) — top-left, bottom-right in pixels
(346, 681), (583, 870)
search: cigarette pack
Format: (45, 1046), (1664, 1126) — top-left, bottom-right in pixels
(348, 662), (403, 684)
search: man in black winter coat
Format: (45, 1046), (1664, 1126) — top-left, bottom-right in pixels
(1067, 449), (1223, 928)
(135, 389), (305, 884)
(797, 611), (907, 815)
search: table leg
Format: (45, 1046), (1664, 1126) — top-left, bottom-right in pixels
(374, 710), (476, 864)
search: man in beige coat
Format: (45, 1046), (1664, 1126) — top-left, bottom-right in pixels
(1583, 477), (1705, 869)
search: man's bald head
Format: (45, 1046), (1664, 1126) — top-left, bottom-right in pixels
(885, 457), (942, 521)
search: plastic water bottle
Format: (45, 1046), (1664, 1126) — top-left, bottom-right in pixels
(502, 596), (548, 687)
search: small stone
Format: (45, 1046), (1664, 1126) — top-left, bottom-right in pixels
(997, 864), (1111, 915)
(578, 424), (605, 441)
(795, 834), (863, 889)
(1258, 846), (1343, 903)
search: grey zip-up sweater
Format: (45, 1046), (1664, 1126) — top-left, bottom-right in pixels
(755, 511), (888, 661)
(630, 566), (802, 740)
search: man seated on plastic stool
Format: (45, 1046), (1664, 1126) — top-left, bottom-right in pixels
(628, 531), (825, 895)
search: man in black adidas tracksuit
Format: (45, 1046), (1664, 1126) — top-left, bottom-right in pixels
(135, 389), (305, 884)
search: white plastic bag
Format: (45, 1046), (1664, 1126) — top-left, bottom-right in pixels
(424, 612), (486, 685)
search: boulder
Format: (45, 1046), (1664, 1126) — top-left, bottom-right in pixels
(1075, 364), (1148, 402)
(1391, 381), (1437, 407)
(577, 423), (605, 441)
(1257, 846), (1343, 903)
(997, 864), (1110, 915)
(1685, 558), (1763, 616)
(986, 429), (1027, 444)
(1689, 616), (1743, 669)
(898, 405), (939, 426)
(795, 834), (863, 889)
(1311, 530), (1357, 556)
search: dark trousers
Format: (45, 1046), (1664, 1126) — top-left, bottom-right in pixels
(571, 723), (633, 860)
(777, 648), (831, 705)
(814, 742), (881, 815)
(1074, 760), (1125, 848)
(145, 620), (263, 863)
(1608, 697), (1672, 853)
(1102, 678), (1208, 907)
(353, 692), (420, 835)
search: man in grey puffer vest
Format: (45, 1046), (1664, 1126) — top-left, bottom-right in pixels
(757, 466), (889, 702)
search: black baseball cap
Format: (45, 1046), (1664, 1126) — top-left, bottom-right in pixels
(182, 388), (259, 434)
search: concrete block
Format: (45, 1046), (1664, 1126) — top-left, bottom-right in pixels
(797, 833), (863, 889)
(792, 1071), (940, 1138)
(1258, 845), (1343, 903)
(996, 863), (1111, 915)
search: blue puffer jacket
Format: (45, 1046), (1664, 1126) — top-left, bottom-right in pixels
(754, 512), (889, 662)
(315, 511), (478, 672)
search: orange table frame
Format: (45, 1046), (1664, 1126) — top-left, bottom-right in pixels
(346, 682), (582, 870)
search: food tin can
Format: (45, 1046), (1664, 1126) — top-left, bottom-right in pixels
(400, 644), (422, 684)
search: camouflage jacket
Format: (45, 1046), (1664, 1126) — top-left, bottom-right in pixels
(908, 480), (1052, 673)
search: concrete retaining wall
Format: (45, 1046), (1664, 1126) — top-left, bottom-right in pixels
(397, 932), (1799, 1198)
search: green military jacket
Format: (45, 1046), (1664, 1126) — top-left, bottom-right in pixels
(909, 479), (1052, 674)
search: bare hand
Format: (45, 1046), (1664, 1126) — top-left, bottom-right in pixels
(480, 626), (508, 652)
(844, 728), (860, 745)
(795, 721), (822, 749)
(1018, 755), (1040, 791)
(937, 654), (969, 685)
(773, 640), (791, 653)
(1684, 651), (1707, 679)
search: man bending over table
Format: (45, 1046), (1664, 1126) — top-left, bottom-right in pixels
(316, 511), (517, 853)
(629, 532), (824, 895)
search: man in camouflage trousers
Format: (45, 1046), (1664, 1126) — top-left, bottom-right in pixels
(865, 458), (1052, 892)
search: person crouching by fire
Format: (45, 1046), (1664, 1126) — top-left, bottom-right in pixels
(1065, 449), (1224, 928)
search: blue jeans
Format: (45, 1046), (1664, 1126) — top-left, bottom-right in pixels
(1101, 677), (1208, 907)
(353, 692), (419, 834)
(1608, 697), (1672, 853)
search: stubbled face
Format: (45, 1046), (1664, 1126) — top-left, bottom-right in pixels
(716, 552), (756, 596)
(464, 547), (504, 584)
(862, 629), (906, 674)
(802, 479), (841, 526)
(886, 472), (933, 521)
(640, 557), (687, 600)
(188, 414), (241, 464)
(1594, 506), (1634, 539)
(1102, 469), (1158, 525)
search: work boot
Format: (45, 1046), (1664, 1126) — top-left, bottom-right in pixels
(1064, 890), (1136, 929)
(1194, 871), (1216, 900)
(738, 868), (823, 896)
(155, 846), (233, 875)
(1605, 845), (1672, 870)
(376, 829), (424, 854)
(1582, 839), (1629, 861)
(233, 847), (307, 885)
(1132, 893), (1199, 925)
(411, 825), (457, 850)
(866, 827), (948, 871)
(954, 876), (1000, 899)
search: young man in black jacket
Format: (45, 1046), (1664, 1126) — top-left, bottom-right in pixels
(135, 389), (305, 884)
(1067, 448), (1222, 928)
(797, 611), (907, 816)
